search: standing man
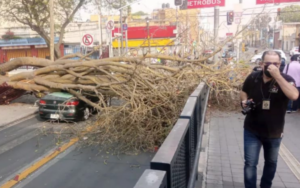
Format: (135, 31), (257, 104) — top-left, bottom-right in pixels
(240, 51), (299, 188)
(283, 54), (300, 113)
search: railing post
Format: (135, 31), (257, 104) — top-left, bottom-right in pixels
(134, 169), (167, 188)
(150, 119), (190, 188)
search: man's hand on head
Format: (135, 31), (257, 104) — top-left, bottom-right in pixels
(268, 64), (281, 79)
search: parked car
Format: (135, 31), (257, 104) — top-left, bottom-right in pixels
(7, 66), (36, 77)
(289, 46), (299, 56)
(38, 92), (97, 121)
(250, 49), (287, 64)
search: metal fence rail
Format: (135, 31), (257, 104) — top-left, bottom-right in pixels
(134, 83), (209, 188)
(150, 119), (190, 188)
(134, 170), (167, 188)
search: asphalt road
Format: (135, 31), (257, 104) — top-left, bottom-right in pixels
(0, 116), (57, 182)
(21, 147), (154, 188)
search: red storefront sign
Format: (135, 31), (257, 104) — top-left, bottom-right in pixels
(112, 26), (176, 39)
(187, 0), (225, 9)
(256, 0), (300, 4)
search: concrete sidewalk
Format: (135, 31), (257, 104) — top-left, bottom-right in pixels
(0, 95), (38, 127)
(200, 111), (300, 188)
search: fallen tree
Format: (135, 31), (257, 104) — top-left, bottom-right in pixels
(0, 53), (251, 152)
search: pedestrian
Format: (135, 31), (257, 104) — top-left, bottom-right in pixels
(283, 54), (300, 113)
(253, 61), (262, 72)
(240, 50), (299, 188)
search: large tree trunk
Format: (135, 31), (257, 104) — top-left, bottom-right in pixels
(54, 44), (62, 59)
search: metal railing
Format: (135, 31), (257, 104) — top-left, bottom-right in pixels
(133, 83), (209, 188)
(134, 170), (167, 188)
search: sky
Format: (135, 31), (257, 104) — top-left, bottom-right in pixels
(80, 0), (300, 37)
(81, 0), (299, 20)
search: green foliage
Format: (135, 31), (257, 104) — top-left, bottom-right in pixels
(1, 31), (21, 40)
(279, 5), (300, 22)
(96, 0), (134, 10)
(132, 11), (147, 16)
(253, 14), (272, 29)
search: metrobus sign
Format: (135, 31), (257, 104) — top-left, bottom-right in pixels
(187, 0), (225, 9)
(256, 0), (300, 4)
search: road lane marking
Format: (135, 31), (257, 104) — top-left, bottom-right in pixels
(0, 125), (93, 188)
(279, 143), (300, 182)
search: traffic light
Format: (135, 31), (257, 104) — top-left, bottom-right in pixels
(227, 11), (234, 25)
(242, 43), (245, 52)
(175, 0), (182, 6)
(277, 8), (281, 16)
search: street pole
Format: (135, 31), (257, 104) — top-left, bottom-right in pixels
(120, 9), (123, 55)
(49, 0), (54, 61)
(118, 37), (121, 55)
(147, 19), (150, 53)
(98, 14), (102, 58)
(237, 40), (240, 63)
(185, 11), (188, 56)
(273, 16), (276, 49)
(213, 6), (219, 64)
(176, 6), (179, 55)
(282, 23), (285, 50)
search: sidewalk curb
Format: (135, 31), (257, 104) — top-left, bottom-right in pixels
(0, 110), (38, 130)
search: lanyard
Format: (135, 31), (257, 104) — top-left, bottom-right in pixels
(260, 79), (276, 99)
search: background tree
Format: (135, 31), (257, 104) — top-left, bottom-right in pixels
(0, 0), (90, 59)
(1, 30), (21, 40)
(279, 5), (300, 22)
(132, 11), (147, 16)
(247, 13), (272, 47)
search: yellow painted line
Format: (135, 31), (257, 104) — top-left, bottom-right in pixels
(0, 126), (93, 188)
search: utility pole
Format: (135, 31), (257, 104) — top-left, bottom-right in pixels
(213, 6), (219, 64)
(98, 15), (102, 58)
(176, 6), (179, 55)
(185, 10), (188, 57)
(273, 16), (276, 49)
(120, 0), (123, 55)
(49, 0), (54, 61)
(282, 23), (285, 50)
(147, 18), (150, 53)
(98, 1), (103, 58)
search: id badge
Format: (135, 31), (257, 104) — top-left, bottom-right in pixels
(262, 99), (270, 110)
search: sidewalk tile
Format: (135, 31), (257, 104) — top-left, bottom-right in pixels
(203, 112), (300, 188)
(284, 182), (300, 188)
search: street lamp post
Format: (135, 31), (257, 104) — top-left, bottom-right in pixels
(117, 0), (141, 55)
(49, 0), (54, 61)
(146, 17), (150, 54)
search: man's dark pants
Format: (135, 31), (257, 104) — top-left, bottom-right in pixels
(244, 129), (282, 188)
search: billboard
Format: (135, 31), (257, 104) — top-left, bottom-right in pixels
(256, 0), (300, 4)
(112, 26), (176, 39)
(183, 0), (225, 9)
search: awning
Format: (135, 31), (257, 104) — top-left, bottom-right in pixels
(2, 46), (31, 50)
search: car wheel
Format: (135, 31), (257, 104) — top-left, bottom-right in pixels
(82, 107), (90, 120)
(255, 59), (261, 65)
